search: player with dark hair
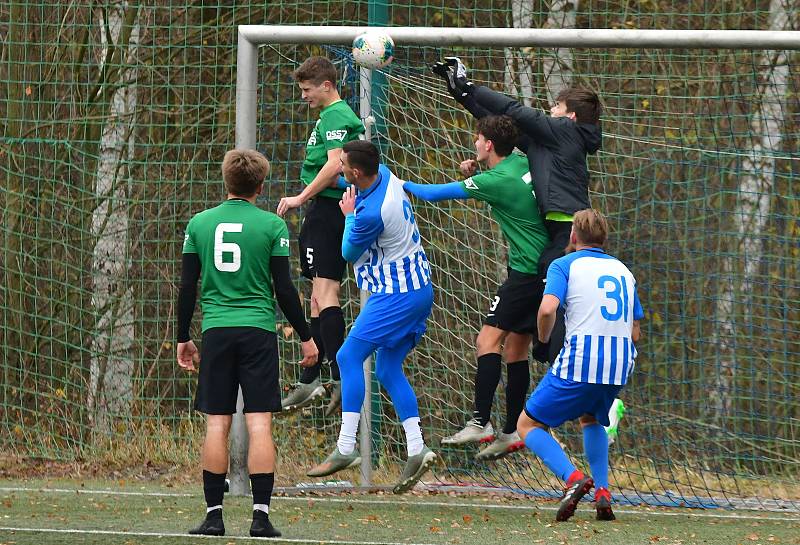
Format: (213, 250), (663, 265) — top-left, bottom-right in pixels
(403, 115), (548, 461)
(432, 58), (628, 444)
(306, 140), (437, 493)
(178, 149), (318, 537)
(431, 58), (602, 292)
(277, 56), (365, 415)
(518, 209), (643, 522)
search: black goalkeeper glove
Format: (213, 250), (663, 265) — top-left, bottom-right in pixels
(431, 56), (474, 102)
(531, 339), (551, 364)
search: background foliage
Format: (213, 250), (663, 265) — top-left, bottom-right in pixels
(1, 0), (798, 509)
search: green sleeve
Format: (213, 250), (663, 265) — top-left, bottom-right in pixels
(182, 217), (197, 254)
(461, 170), (502, 205)
(319, 109), (360, 151)
(271, 218), (291, 258)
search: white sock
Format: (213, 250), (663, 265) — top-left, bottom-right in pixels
(253, 503), (269, 514)
(402, 416), (424, 456)
(337, 412), (361, 455)
(207, 505), (222, 514)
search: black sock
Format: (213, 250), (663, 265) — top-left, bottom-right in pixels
(202, 470), (226, 515)
(504, 360), (530, 434)
(250, 472), (275, 512)
(472, 353), (502, 426)
(300, 317), (324, 384)
(320, 306), (345, 382)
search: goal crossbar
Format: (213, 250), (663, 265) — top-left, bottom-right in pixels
(239, 25), (800, 49)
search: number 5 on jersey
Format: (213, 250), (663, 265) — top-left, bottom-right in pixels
(214, 223), (242, 272)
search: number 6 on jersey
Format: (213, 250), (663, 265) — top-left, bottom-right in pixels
(214, 223), (243, 272)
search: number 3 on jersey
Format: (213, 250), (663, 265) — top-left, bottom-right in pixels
(402, 200), (420, 243)
(598, 275), (629, 322)
(214, 223), (242, 272)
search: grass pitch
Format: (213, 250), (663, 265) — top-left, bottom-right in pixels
(0, 480), (798, 545)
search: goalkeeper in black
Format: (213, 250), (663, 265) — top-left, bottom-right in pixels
(432, 57), (602, 289)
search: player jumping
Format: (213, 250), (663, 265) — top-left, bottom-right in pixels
(306, 140), (437, 494)
(403, 115), (548, 461)
(278, 56), (365, 415)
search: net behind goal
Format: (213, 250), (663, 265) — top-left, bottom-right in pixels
(255, 31), (799, 509)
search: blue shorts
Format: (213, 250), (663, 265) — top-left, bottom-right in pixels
(348, 283), (434, 348)
(524, 371), (623, 428)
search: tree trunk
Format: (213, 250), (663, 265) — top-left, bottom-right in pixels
(1, 0), (28, 376)
(503, 1), (578, 108)
(541, 0), (578, 104)
(504, 0), (534, 106)
(709, 0), (796, 426)
(88, 0), (140, 431)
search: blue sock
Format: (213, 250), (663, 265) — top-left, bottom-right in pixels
(582, 423), (609, 489)
(524, 427), (576, 482)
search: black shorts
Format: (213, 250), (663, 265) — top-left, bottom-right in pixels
(547, 306), (567, 363)
(195, 327), (281, 415)
(538, 219), (573, 275)
(484, 269), (544, 334)
(538, 220), (571, 362)
(299, 196), (347, 281)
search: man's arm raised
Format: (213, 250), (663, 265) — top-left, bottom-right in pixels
(277, 148), (342, 216)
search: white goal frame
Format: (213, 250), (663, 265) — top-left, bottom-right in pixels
(230, 25), (800, 495)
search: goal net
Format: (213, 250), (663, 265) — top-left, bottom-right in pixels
(255, 32), (799, 510)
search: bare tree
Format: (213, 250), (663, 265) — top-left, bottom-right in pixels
(503, 1), (578, 107)
(709, 0), (797, 426)
(504, 0), (535, 106)
(88, 0), (140, 431)
(542, 0), (578, 103)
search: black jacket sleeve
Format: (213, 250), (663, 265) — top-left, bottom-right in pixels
(460, 92), (494, 120)
(462, 90), (531, 151)
(471, 86), (559, 147)
(270, 255), (311, 342)
(177, 253), (200, 343)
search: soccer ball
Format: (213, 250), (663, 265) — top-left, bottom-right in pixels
(351, 31), (394, 69)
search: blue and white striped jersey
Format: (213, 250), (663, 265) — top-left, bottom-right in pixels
(346, 164), (431, 294)
(545, 247), (644, 386)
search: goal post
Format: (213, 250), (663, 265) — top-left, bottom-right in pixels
(232, 25), (800, 506)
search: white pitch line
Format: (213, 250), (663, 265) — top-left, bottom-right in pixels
(0, 526), (437, 545)
(277, 497), (800, 522)
(0, 486), (192, 497)
(2, 486), (799, 522)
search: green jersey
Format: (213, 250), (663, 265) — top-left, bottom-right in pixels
(182, 199), (290, 333)
(460, 154), (548, 275)
(300, 99), (365, 200)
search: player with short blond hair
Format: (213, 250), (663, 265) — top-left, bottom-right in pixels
(177, 149), (318, 537)
(518, 209), (643, 522)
